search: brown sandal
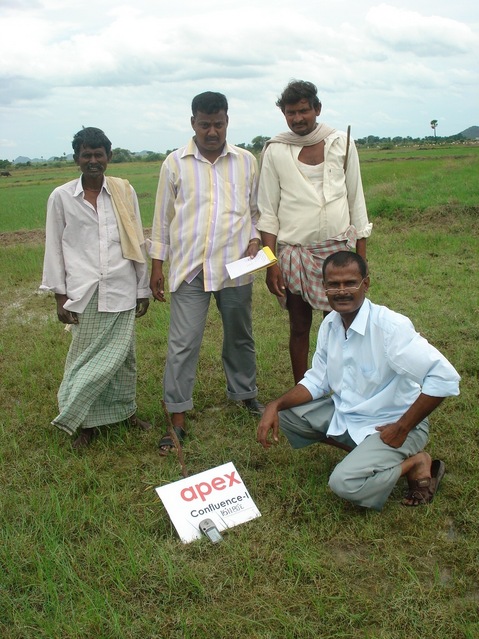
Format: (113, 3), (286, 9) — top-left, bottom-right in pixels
(402, 459), (446, 506)
(158, 426), (186, 456)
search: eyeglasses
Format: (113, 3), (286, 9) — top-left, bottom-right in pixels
(324, 278), (367, 295)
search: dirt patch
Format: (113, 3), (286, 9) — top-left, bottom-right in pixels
(0, 229), (45, 247)
(0, 228), (153, 247)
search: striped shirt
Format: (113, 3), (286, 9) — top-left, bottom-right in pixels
(147, 139), (260, 292)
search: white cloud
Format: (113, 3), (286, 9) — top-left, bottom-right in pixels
(0, 0), (478, 158)
(367, 4), (479, 56)
(0, 138), (16, 149)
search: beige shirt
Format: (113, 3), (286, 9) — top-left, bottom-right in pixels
(257, 130), (372, 245)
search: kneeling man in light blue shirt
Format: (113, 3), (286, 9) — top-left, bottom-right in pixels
(257, 251), (460, 510)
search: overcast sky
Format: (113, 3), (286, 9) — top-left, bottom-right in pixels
(1, 0), (478, 159)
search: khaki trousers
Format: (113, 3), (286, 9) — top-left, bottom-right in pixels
(279, 396), (429, 511)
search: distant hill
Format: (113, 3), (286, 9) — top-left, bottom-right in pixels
(14, 156), (36, 164)
(13, 154), (74, 164)
(459, 126), (479, 139)
(13, 151), (152, 163)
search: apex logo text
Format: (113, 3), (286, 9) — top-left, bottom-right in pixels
(180, 471), (241, 502)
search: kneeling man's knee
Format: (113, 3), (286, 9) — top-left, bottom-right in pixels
(328, 465), (352, 501)
(329, 463), (383, 510)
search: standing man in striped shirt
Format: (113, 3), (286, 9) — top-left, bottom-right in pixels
(149, 91), (264, 455)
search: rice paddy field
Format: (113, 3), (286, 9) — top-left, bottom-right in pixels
(0, 144), (478, 639)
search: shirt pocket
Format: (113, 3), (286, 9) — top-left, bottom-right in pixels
(324, 167), (347, 203)
(220, 179), (248, 215)
(355, 364), (383, 398)
(106, 214), (121, 243)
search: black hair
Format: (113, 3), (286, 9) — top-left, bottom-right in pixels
(322, 251), (368, 280)
(191, 91), (228, 116)
(276, 80), (321, 112)
(72, 127), (112, 155)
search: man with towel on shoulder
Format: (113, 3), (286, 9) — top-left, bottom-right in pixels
(41, 127), (152, 449)
(257, 80), (373, 384)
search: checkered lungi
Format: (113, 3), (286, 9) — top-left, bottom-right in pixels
(52, 289), (137, 435)
(278, 227), (358, 310)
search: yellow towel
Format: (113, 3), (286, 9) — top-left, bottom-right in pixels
(105, 176), (146, 264)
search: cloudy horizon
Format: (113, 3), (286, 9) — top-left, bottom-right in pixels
(1, 0), (478, 160)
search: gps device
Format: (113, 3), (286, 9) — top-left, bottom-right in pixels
(198, 518), (223, 544)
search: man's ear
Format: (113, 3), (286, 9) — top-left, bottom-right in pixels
(363, 275), (371, 293)
(191, 115), (195, 130)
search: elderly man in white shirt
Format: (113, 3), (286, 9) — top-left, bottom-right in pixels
(257, 252), (460, 511)
(41, 127), (151, 449)
(257, 80), (372, 384)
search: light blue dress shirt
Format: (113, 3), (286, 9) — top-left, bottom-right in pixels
(300, 299), (460, 445)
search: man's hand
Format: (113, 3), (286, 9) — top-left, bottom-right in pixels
(257, 385), (312, 449)
(55, 294), (78, 324)
(150, 260), (166, 302)
(376, 394), (445, 449)
(256, 402), (281, 449)
(135, 298), (149, 318)
(245, 238), (261, 258)
(375, 422), (410, 448)
(265, 263), (286, 298)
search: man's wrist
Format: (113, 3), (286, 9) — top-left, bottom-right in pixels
(394, 419), (414, 435)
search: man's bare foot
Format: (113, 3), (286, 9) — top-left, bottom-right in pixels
(72, 428), (96, 449)
(127, 414), (152, 431)
(403, 451), (432, 487)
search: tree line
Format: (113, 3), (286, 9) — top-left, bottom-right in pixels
(1, 132), (473, 170)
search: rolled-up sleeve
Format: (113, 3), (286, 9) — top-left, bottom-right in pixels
(385, 319), (461, 397)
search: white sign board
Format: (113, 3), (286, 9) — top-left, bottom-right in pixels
(156, 462), (261, 543)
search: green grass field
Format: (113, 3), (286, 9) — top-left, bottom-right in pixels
(0, 146), (478, 638)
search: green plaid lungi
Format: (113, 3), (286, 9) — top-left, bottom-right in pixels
(52, 290), (137, 435)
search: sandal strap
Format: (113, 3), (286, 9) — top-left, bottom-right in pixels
(158, 426), (186, 452)
(159, 434), (175, 448)
(172, 425), (186, 442)
(414, 478), (431, 488)
(405, 489), (431, 505)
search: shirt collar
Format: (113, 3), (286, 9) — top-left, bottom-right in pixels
(182, 138), (238, 162)
(330, 297), (370, 336)
(348, 298), (370, 336)
(74, 177), (107, 197)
